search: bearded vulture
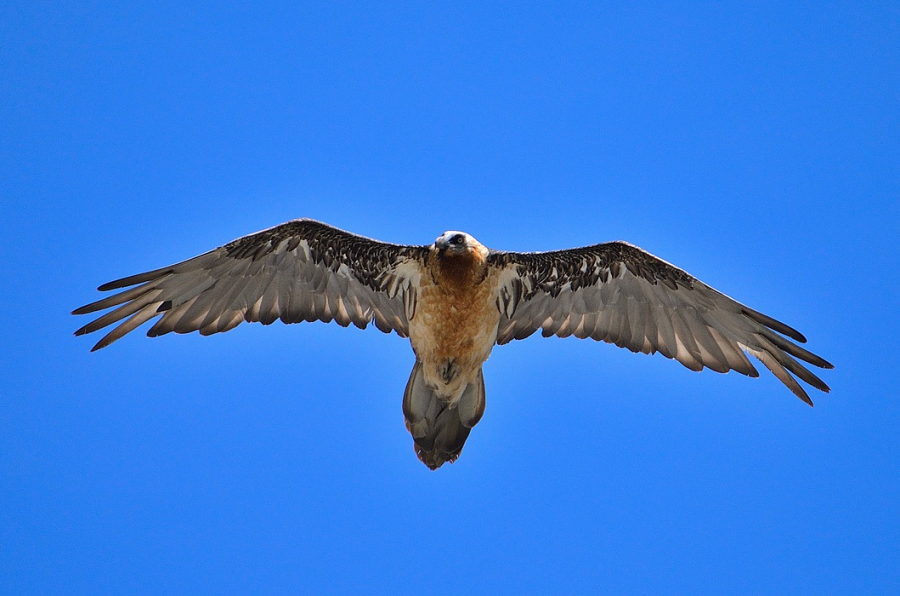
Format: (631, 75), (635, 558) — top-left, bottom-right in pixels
(73, 219), (832, 469)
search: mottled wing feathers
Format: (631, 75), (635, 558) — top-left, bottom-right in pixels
(74, 219), (428, 351)
(488, 242), (833, 405)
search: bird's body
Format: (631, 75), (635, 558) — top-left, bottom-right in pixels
(74, 219), (833, 469)
(412, 234), (498, 404)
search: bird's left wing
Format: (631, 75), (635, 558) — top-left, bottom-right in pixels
(488, 242), (833, 405)
(74, 219), (429, 351)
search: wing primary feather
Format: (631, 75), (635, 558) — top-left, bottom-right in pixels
(708, 326), (759, 377)
(96, 267), (175, 291)
(154, 275), (217, 316)
(685, 309), (730, 373)
(741, 306), (806, 343)
(74, 290), (162, 336)
(147, 295), (201, 337)
(746, 346), (814, 406)
(758, 327), (833, 369)
(73, 281), (164, 315)
(91, 305), (164, 351)
(170, 284), (227, 333)
(96, 250), (218, 291)
(198, 273), (255, 329)
(752, 333), (831, 393)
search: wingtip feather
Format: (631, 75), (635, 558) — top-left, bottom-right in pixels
(741, 306), (806, 343)
(97, 280), (126, 292)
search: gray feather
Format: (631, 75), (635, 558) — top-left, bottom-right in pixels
(74, 219), (428, 349)
(489, 241), (830, 402)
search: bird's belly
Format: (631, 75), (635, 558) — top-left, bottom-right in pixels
(408, 282), (500, 403)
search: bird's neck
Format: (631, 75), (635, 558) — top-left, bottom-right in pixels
(434, 251), (488, 289)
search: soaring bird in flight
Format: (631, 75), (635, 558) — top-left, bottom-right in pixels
(74, 219), (832, 469)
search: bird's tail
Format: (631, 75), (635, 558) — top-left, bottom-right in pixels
(402, 361), (486, 470)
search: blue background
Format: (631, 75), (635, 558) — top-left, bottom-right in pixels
(2, 2), (898, 594)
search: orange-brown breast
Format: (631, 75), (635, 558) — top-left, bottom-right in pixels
(408, 247), (501, 402)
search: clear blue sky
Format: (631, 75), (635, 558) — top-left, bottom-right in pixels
(2, 2), (898, 594)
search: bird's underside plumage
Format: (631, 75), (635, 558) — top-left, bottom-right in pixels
(74, 218), (833, 469)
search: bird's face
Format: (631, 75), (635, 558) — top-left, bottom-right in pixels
(434, 231), (477, 256)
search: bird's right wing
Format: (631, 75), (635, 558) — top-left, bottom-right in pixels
(74, 219), (429, 351)
(488, 241), (833, 405)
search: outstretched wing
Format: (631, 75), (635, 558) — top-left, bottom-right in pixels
(488, 242), (833, 405)
(74, 219), (429, 351)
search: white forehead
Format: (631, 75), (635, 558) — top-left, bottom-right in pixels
(438, 230), (469, 241)
(434, 230), (479, 246)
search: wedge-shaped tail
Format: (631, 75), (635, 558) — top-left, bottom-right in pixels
(402, 361), (486, 470)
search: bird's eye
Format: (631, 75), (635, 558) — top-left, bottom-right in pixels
(451, 235), (464, 244)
